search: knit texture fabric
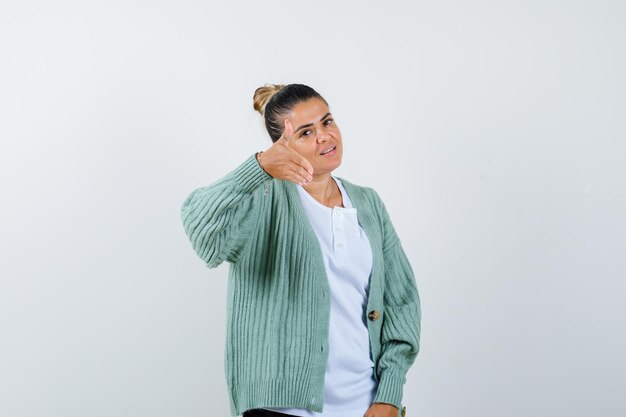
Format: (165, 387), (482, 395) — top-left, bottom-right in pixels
(181, 154), (421, 417)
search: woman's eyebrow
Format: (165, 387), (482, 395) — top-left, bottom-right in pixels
(295, 113), (333, 132)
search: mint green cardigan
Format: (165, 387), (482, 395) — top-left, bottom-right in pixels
(181, 154), (421, 417)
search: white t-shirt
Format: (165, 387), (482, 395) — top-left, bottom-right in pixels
(264, 177), (377, 417)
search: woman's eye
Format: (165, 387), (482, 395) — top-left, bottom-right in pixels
(300, 130), (312, 137)
(324, 119), (334, 126)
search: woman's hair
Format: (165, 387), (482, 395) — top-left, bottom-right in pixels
(253, 83), (328, 142)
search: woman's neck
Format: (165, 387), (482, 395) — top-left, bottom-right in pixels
(302, 174), (343, 208)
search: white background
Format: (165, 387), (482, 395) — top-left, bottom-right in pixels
(1, 1), (625, 416)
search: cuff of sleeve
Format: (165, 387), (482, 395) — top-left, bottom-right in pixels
(373, 372), (405, 411)
(232, 153), (273, 192)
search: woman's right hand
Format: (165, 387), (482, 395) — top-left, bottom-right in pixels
(257, 119), (314, 186)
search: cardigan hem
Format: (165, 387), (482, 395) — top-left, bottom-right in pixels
(230, 377), (325, 416)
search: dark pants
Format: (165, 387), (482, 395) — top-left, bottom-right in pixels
(243, 409), (300, 417)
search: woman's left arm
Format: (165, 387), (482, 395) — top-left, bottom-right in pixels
(371, 192), (422, 412)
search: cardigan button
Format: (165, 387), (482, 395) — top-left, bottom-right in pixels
(368, 310), (380, 321)
(401, 406), (406, 417)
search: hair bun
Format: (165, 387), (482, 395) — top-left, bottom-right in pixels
(253, 84), (285, 116)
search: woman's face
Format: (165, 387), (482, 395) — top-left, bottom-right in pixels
(284, 97), (343, 177)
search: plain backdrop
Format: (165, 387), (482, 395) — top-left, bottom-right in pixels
(1, 1), (625, 416)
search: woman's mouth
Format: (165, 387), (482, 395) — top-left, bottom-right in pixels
(320, 145), (336, 155)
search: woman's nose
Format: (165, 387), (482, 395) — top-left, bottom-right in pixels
(317, 130), (330, 143)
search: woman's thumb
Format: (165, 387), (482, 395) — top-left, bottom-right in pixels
(283, 119), (294, 141)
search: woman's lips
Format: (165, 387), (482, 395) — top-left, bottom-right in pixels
(320, 145), (337, 156)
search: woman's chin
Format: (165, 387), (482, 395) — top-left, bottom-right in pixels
(319, 159), (342, 175)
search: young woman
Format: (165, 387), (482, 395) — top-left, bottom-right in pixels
(181, 84), (421, 417)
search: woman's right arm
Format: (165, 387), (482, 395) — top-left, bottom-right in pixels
(181, 121), (313, 268)
(180, 154), (272, 268)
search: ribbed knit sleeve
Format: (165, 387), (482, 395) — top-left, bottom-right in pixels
(180, 154), (272, 268)
(371, 192), (421, 411)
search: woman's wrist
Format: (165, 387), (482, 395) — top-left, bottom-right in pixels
(255, 151), (270, 176)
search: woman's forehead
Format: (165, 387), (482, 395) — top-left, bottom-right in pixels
(290, 98), (331, 123)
